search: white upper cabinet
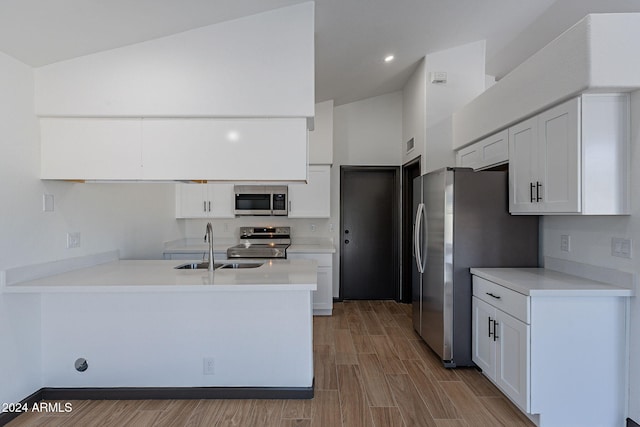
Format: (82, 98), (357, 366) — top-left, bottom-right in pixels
(288, 165), (331, 218)
(41, 118), (308, 181)
(509, 94), (629, 215)
(40, 118), (143, 180)
(141, 118), (307, 182)
(176, 183), (234, 219)
(456, 129), (508, 170)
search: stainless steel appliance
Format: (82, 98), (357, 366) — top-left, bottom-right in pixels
(412, 168), (538, 367)
(234, 185), (288, 216)
(227, 226), (291, 259)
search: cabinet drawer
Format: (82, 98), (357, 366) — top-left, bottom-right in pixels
(473, 276), (529, 323)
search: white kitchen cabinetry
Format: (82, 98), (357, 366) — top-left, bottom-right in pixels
(471, 271), (629, 427)
(509, 94), (629, 215)
(175, 183), (234, 218)
(142, 118), (307, 181)
(456, 129), (508, 170)
(40, 118), (143, 180)
(40, 117), (308, 181)
(472, 295), (529, 411)
(288, 165), (331, 218)
(288, 253), (332, 315)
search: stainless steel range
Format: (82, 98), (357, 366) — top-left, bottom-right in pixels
(226, 226), (291, 259)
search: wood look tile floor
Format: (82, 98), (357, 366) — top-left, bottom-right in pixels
(7, 301), (534, 427)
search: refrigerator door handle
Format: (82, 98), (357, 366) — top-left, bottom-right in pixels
(414, 203), (425, 274)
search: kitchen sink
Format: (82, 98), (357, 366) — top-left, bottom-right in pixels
(220, 262), (264, 269)
(174, 262), (225, 270)
(174, 262), (263, 270)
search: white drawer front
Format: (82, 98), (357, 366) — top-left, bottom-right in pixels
(473, 276), (529, 324)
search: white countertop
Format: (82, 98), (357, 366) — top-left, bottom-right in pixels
(470, 267), (634, 297)
(4, 259), (317, 293)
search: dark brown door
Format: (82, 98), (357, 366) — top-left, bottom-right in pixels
(340, 166), (399, 300)
(402, 157), (421, 303)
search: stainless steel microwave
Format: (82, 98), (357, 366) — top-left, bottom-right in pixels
(234, 185), (288, 216)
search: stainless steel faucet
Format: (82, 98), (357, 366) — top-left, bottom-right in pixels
(204, 222), (214, 271)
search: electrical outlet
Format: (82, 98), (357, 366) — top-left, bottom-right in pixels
(66, 232), (81, 249)
(310, 224), (316, 232)
(611, 237), (632, 259)
(560, 235), (570, 252)
(203, 357), (215, 375)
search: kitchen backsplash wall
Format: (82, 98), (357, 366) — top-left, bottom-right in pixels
(182, 217), (333, 241)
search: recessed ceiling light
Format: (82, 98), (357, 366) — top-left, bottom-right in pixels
(384, 55), (395, 63)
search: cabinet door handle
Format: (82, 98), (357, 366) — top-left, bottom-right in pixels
(493, 320), (499, 342)
(488, 317), (493, 338)
(530, 182), (535, 203)
(288, 201), (292, 212)
(486, 292), (501, 300)
(203, 201), (206, 212)
(536, 181), (542, 202)
(208, 201), (211, 212)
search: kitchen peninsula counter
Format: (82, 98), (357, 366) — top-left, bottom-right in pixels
(1, 252), (316, 399)
(3, 259), (317, 293)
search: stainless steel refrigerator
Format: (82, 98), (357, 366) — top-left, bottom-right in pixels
(412, 167), (538, 367)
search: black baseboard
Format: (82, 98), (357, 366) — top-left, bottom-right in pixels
(0, 383), (313, 426)
(0, 388), (44, 426)
(628, 417), (640, 427)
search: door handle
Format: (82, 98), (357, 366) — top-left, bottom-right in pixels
(493, 320), (499, 342)
(414, 203), (425, 274)
(488, 317), (493, 338)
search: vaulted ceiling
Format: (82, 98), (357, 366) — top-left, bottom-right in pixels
(1, 0), (639, 106)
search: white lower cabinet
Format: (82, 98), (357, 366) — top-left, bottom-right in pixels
(288, 253), (332, 315)
(472, 273), (628, 427)
(472, 295), (529, 411)
(175, 183), (234, 218)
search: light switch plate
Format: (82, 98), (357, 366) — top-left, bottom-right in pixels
(43, 194), (54, 212)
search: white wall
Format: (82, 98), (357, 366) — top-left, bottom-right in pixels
(0, 50), (181, 405)
(331, 92), (403, 297)
(423, 40), (486, 173)
(542, 89), (640, 422)
(402, 41), (487, 174)
(402, 59), (426, 166)
(34, 2), (314, 118)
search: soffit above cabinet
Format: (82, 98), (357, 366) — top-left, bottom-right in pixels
(33, 2), (314, 119)
(453, 13), (640, 149)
